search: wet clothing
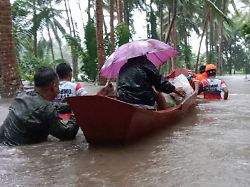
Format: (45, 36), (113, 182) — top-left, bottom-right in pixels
(194, 72), (207, 82)
(116, 59), (175, 106)
(0, 91), (79, 146)
(55, 81), (87, 102)
(200, 78), (227, 99)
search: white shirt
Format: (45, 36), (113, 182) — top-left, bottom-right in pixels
(55, 81), (87, 102)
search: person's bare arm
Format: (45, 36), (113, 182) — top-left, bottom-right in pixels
(96, 82), (115, 96)
(173, 87), (186, 98)
(222, 87), (228, 100)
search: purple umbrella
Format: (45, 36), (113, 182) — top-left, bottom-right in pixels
(100, 39), (180, 78)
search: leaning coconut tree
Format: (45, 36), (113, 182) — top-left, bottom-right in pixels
(0, 0), (21, 98)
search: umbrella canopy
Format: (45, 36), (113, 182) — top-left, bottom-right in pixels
(100, 39), (180, 78)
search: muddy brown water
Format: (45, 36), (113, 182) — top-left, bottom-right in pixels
(0, 76), (250, 187)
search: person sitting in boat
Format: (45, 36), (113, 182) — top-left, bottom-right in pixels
(199, 64), (228, 100)
(54, 62), (87, 103)
(0, 67), (79, 146)
(116, 55), (186, 110)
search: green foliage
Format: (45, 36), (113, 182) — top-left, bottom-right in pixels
(18, 53), (52, 80)
(11, 0), (32, 55)
(207, 51), (217, 65)
(11, 0), (29, 18)
(14, 33), (53, 80)
(64, 34), (83, 57)
(115, 22), (132, 46)
(84, 21), (97, 59)
(104, 33), (112, 57)
(204, 0), (234, 26)
(222, 34), (249, 74)
(11, 0), (68, 81)
(149, 11), (158, 39)
(80, 20), (98, 81)
(177, 42), (194, 69)
(10, 0), (250, 81)
(241, 23), (250, 40)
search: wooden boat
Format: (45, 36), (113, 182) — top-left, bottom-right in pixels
(66, 69), (197, 143)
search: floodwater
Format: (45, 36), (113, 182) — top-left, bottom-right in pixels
(0, 76), (250, 187)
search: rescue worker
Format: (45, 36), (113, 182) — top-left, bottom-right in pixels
(200, 64), (228, 100)
(0, 67), (79, 146)
(194, 64), (207, 82)
(116, 55), (186, 109)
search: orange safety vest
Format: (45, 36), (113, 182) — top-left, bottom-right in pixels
(194, 72), (207, 82)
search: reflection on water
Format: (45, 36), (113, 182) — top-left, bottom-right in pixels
(0, 75), (250, 186)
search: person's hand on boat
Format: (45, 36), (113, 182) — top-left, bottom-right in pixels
(173, 87), (186, 98)
(96, 80), (115, 97)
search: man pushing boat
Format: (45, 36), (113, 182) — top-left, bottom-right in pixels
(0, 67), (79, 146)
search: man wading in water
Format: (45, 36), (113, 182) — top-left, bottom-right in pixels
(0, 67), (79, 146)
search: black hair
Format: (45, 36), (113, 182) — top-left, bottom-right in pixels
(34, 66), (58, 87)
(199, 65), (206, 74)
(206, 69), (216, 76)
(56, 63), (72, 79)
(127, 55), (151, 64)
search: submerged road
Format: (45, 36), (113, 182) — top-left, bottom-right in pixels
(0, 75), (250, 187)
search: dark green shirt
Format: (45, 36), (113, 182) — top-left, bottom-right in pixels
(0, 91), (79, 146)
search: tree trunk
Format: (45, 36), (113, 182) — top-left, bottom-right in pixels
(49, 2), (64, 61)
(66, 0), (78, 80)
(117, 0), (123, 23)
(166, 8), (172, 73)
(64, 0), (72, 33)
(58, 38), (64, 60)
(46, 22), (55, 64)
(96, 0), (106, 85)
(77, 1), (85, 24)
(205, 26), (209, 63)
(123, 0), (129, 25)
(184, 29), (191, 69)
(0, 0), (21, 98)
(32, 0), (38, 57)
(217, 0), (228, 75)
(195, 11), (209, 72)
(159, 0), (163, 41)
(165, 0), (177, 44)
(209, 9), (215, 64)
(171, 23), (177, 70)
(110, 0), (115, 53)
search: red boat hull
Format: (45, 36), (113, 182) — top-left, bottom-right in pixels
(66, 93), (197, 143)
(66, 68), (197, 143)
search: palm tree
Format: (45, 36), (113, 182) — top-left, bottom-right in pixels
(117, 0), (123, 23)
(194, 0), (232, 72)
(0, 0), (21, 97)
(110, 0), (115, 53)
(96, 0), (106, 85)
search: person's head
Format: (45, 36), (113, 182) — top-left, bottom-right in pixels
(34, 66), (59, 101)
(128, 55), (158, 68)
(56, 62), (72, 81)
(128, 55), (148, 63)
(205, 64), (217, 77)
(199, 64), (206, 74)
